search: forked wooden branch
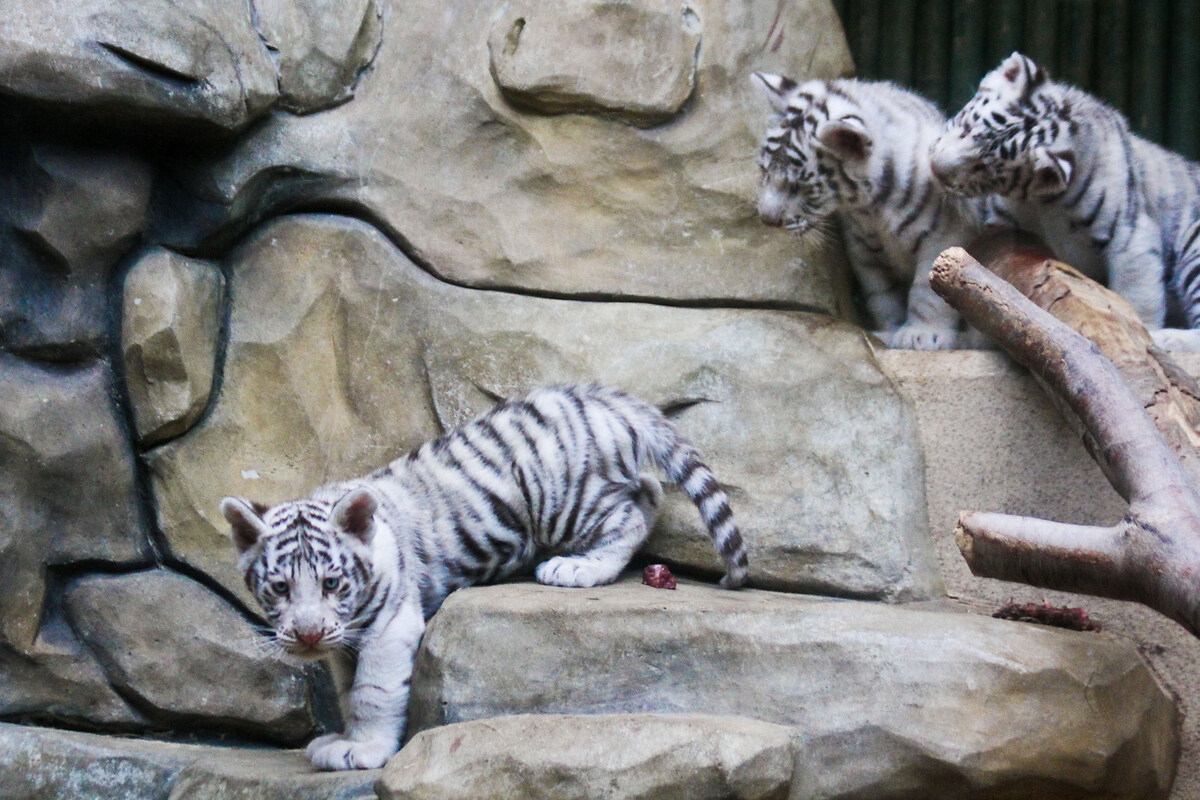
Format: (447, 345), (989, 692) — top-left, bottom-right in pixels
(929, 240), (1200, 638)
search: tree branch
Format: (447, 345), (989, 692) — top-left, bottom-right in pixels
(929, 242), (1200, 637)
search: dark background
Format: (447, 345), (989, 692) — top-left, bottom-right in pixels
(830, 0), (1200, 159)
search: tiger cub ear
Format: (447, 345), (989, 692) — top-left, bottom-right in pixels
(221, 497), (271, 555)
(1031, 147), (1074, 196)
(815, 118), (873, 162)
(1000, 51), (1047, 90)
(331, 487), (379, 544)
(751, 72), (797, 113)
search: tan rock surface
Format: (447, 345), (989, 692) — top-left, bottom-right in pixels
(0, 0), (278, 133)
(0, 355), (152, 727)
(123, 248), (224, 445)
(146, 214), (938, 604)
(488, 0), (701, 126)
(409, 578), (1179, 799)
(379, 714), (796, 800)
(254, 0), (384, 114)
(163, 0), (854, 307)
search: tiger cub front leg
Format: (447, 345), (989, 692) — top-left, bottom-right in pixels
(307, 600), (425, 770)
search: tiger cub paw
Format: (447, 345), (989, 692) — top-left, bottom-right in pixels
(887, 323), (958, 350)
(535, 556), (619, 588)
(306, 733), (397, 771)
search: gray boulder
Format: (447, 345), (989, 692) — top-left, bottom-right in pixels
(0, 0), (278, 134)
(65, 570), (316, 744)
(379, 713), (796, 800)
(0, 355), (153, 729)
(0, 139), (153, 358)
(408, 578), (1179, 798)
(254, 0), (385, 115)
(0, 722), (377, 800)
(488, 0), (701, 126)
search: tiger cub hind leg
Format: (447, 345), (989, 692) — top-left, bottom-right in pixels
(535, 476), (662, 589)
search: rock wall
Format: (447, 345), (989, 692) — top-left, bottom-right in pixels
(0, 0), (1184, 796)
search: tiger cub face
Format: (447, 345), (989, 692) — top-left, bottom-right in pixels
(752, 73), (874, 235)
(930, 52), (1075, 200)
(221, 488), (380, 660)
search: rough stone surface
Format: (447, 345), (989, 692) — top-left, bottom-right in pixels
(379, 713), (795, 800)
(65, 570), (315, 744)
(255, 0), (384, 115)
(0, 0), (278, 133)
(882, 349), (1200, 800)
(0, 136), (153, 358)
(122, 248), (224, 446)
(488, 0), (701, 126)
(146, 215), (938, 605)
(0, 354), (150, 647)
(0, 722), (378, 800)
(409, 578), (1179, 798)
(159, 0), (854, 307)
(0, 355), (151, 729)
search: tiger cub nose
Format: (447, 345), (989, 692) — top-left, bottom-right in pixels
(296, 630), (325, 646)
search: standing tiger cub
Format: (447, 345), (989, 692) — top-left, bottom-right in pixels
(930, 52), (1200, 350)
(222, 384), (748, 770)
(752, 73), (983, 349)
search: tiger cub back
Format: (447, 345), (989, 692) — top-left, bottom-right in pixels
(753, 73), (983, 350)
(930, 52), (1200, 349)
(222, 384), (747, 770)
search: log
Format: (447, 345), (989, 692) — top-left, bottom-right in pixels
(929, 240), (1200, 638)
(967, 228), (1200, 486)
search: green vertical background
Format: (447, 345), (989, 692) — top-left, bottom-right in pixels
(829, 0), (1200, 159)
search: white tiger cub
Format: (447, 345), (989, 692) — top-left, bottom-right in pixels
(222, 384), (748, 770)
(752, 73), (983, 349)
(930, 52), (1200, 350)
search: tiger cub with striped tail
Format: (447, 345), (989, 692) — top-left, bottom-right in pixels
(930, 52), (1200, 349)
(221, 383), (748, 770)
(752, 73), (983, 349)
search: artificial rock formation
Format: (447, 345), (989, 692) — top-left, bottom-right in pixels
(159, 0), (854, 306)
(409, 578), (1179, 799)
(65, 570), (315, 743)
(379, 714), (796, 800)
(0, 722), (376, 800)
(122, 248), (224, 445)
(0, 136), (153, 358)
(0, 0), (383, 133)
(0, 0), (1190, 795)
(488, 0), (702, 126)
(146, 215), (940, 605)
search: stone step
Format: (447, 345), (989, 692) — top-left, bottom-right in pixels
(0, 722), (377, 800)
(379, 713), (796, 800)
(409, 576), (1179, 799)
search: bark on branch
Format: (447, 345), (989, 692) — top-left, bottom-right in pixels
(929, 234), (1200, 637)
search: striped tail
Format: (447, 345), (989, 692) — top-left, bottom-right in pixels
(650, 421), (749, 589)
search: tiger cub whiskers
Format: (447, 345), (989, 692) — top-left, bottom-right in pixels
(222, 384), (748, 771)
